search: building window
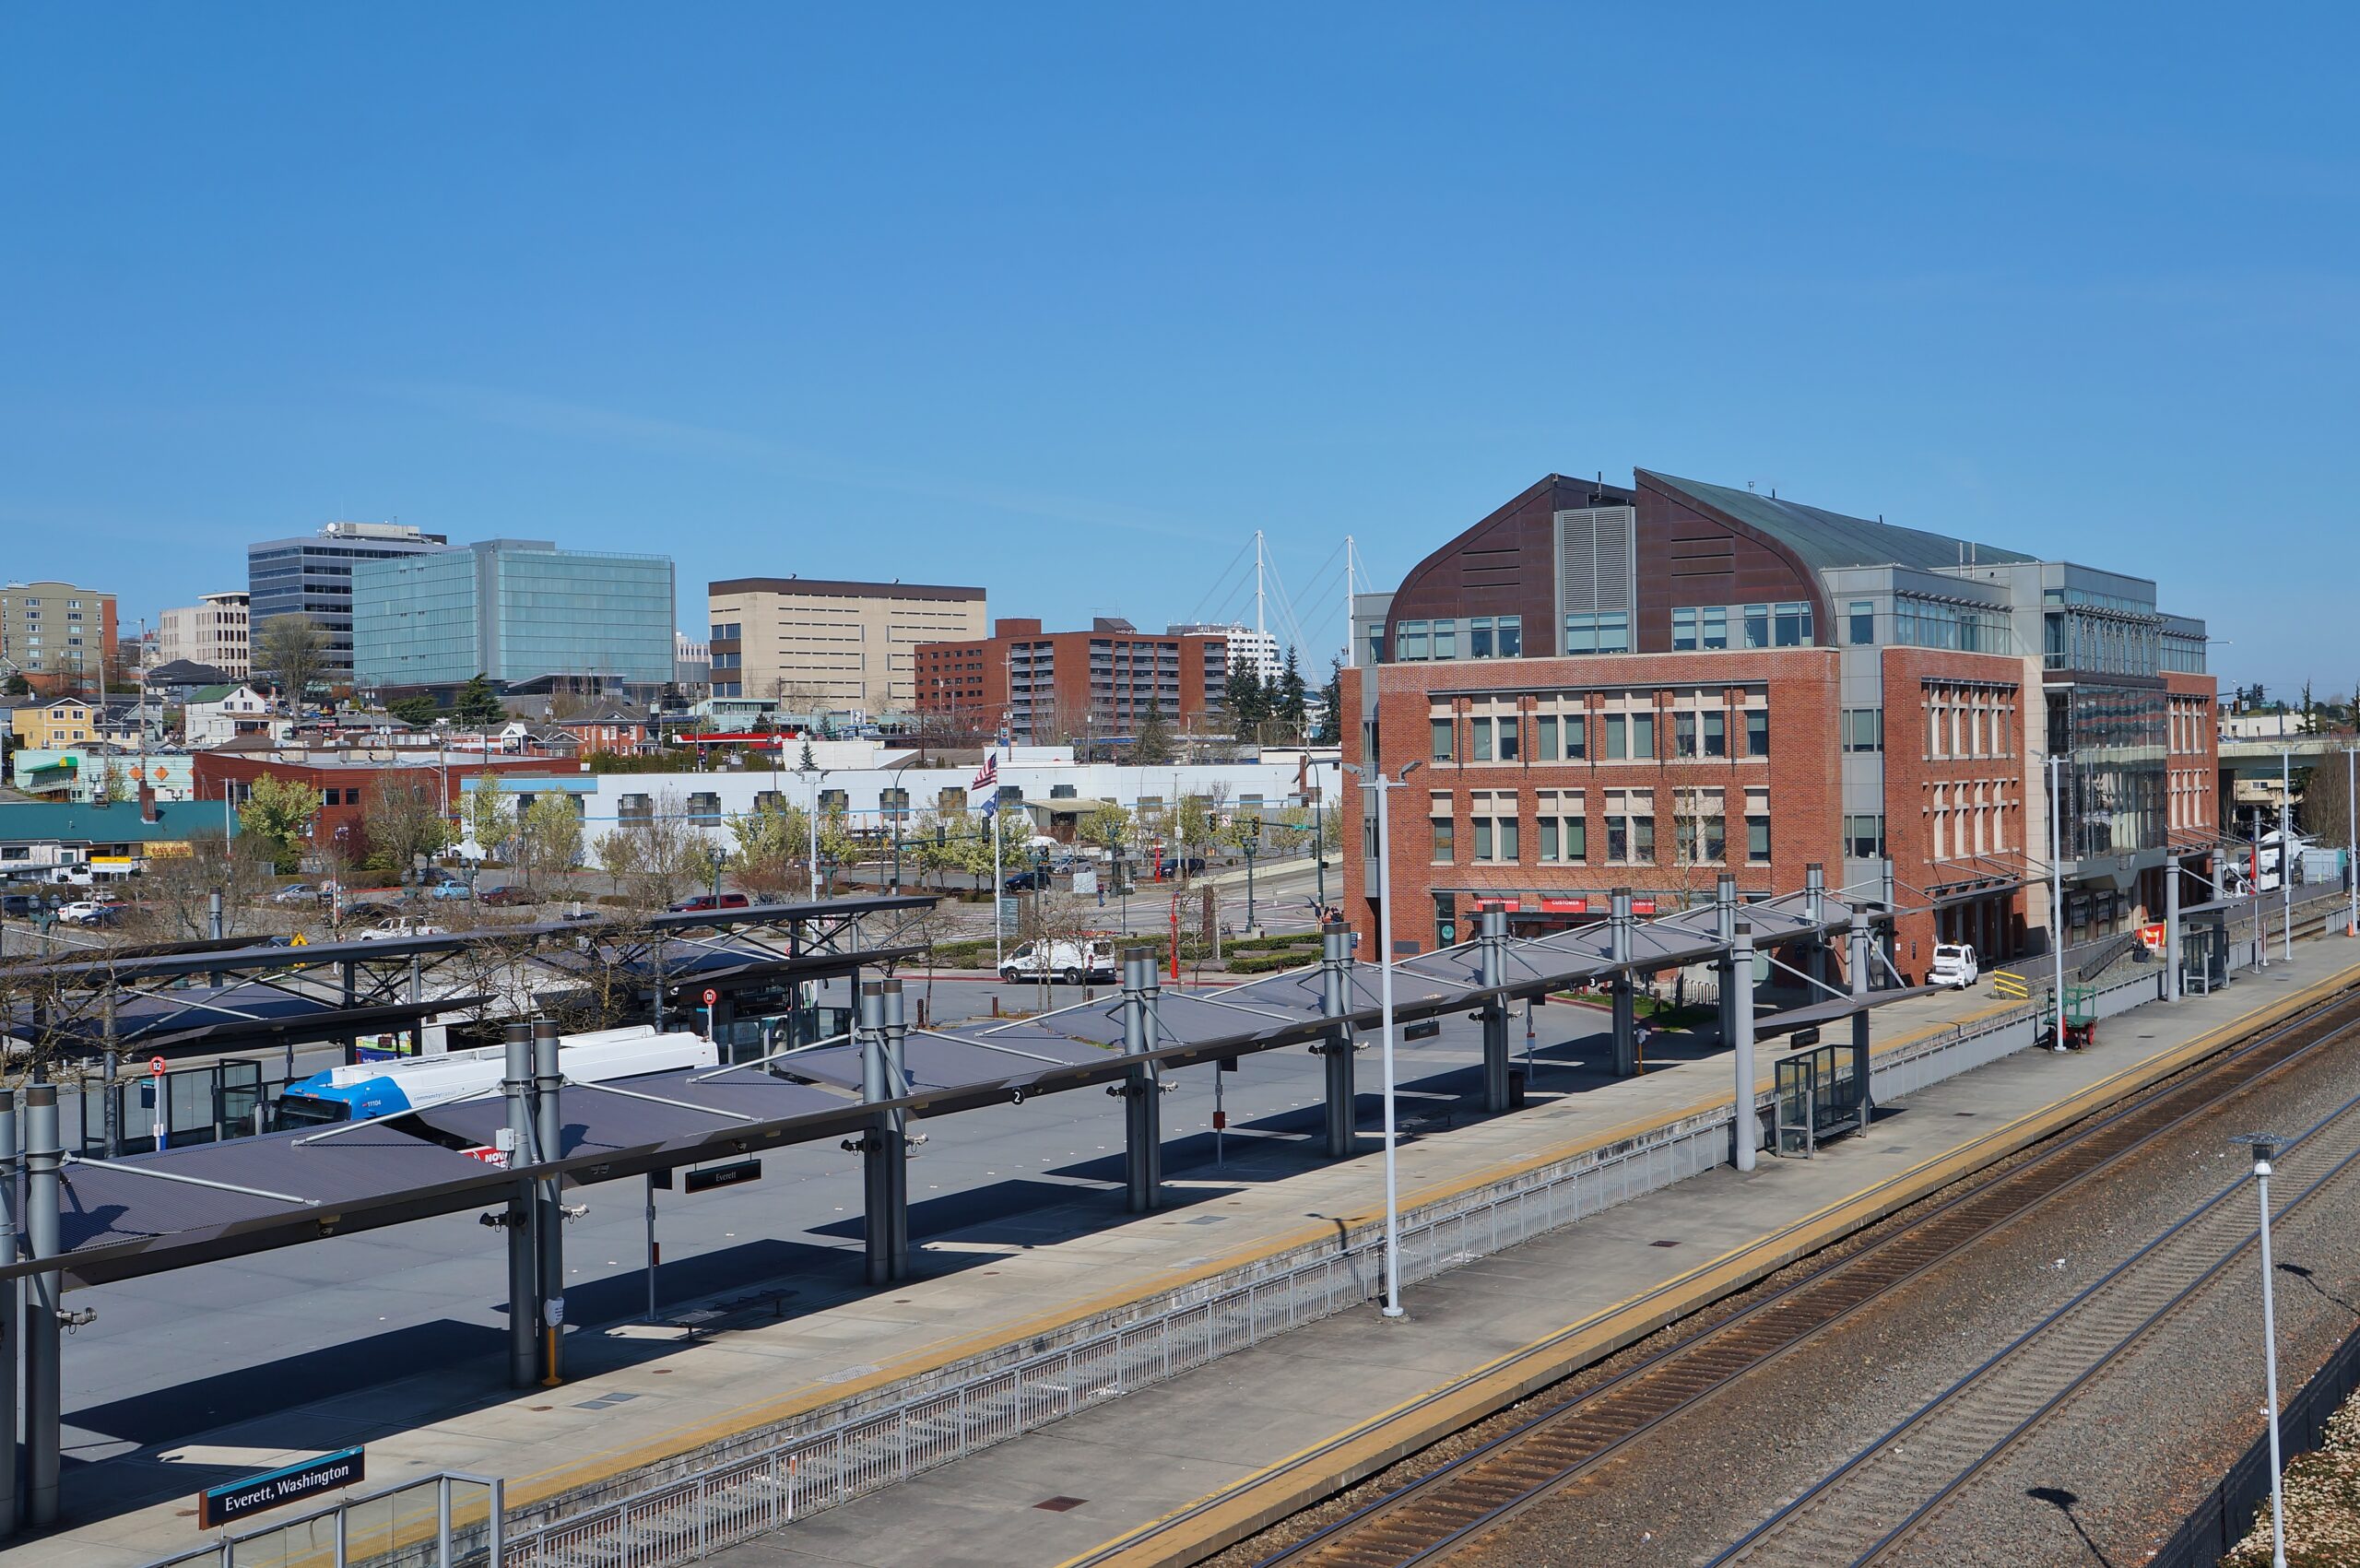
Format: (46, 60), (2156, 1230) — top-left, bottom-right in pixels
(939, 786), (968, 813)
(1632, 709), (1655, 759)
(1674, 712), (1697, 758)
(1469, 618), (1493, 658)
(1398, 620), (1429, 661)
(1674, 787), (1726, 866)
(1497, 616), (1522, 657)
(687, 792), (722, 819)
(1536, 788), (1586, 862)
(1606, 788), (1655, 865)
(1746, 787), (1772, 863)
(880, 787), (910, 819)
(1605, 714), (1625, 760)
(1564, 612), (1630, 654)
(1564, 712), (1587, 760)
(1845, 813), (1886, 858)
(1431, 716), (1455, 763)
(1497, 713), (1519, 761)
(1743, 604), (1770, 648)
(1849, 600), (1875, 644)
(1535, 714), (1559, 761)
(1470, 791), (1518, 863)
(1704, 710), (1727, 758)
(1672, 607), (1697, 651)
(1469, 717), (1493, 762)
(1430, 792), (1456, 864)
(1775, 602), (1812, 646)
(1843, 709), (1882, 753)
(1431, 620), (1457, 660)
(1746, 709), (1769, 760)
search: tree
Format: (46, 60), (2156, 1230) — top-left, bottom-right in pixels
(1313, 657), (1342, 746)
(797, 737), (818, 772)
(238, 773), (321, 874)
(1275, 647), (1308, 742)
(255, 614), (330, 709)
(1133, 701), (1177, 764)
(1079, 803), (1133, 865)
(466, 784), (515, 862)
(1223, 659), (1268, 735)
(454, 674), (506, 727)
(361, 771), (449, 880)
(516, 794), (583, 886)
(139, 829), (278, 939)
(2301, 760), (2358, 850)
(593, 790), (715, 906)
(726, 796), (808, 898)
(1, 671), (27, 697)
(386, 694), (440, 726)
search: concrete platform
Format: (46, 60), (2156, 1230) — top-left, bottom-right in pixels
(16, 932), (2355, 1566)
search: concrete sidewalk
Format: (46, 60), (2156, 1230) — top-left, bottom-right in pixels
(703, 949), (2360, 1567)
(15, 937), (2345, 1566)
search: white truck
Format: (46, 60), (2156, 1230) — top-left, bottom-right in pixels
(998, 937), (1118, 985)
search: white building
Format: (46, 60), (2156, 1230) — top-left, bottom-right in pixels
(183, 683), (291, 749)
(1169, 622), (1281, 684)
(157, 591), (251, 679)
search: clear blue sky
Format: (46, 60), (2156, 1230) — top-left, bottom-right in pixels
(4, 6), (2351, 694)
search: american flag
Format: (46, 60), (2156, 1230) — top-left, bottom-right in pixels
(971, 751), (997, 802)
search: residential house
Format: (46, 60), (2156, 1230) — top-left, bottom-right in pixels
(10, 699), (96, 751)
(184, 685), (292, 749)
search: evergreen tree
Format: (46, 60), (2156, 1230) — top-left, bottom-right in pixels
(798, 737), (818, 772)
(454, 674), (505, 726)
(1223, 658), (1268, 733)
(386, 694), (439, 726)
(1313, 657), (1343, 746)
(1276, 647), (1309, 739)
(1133, 701), (1176, 763)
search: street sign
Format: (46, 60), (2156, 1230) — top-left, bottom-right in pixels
(148, 1056), (168, 1078)
(685, 1158), (762, 1193)
(702, 988), (718, 1007)
(198, 1447), (365, 1530)
(1789, 1026), (1823, 1048)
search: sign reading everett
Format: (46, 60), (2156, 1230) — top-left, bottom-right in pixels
(198, 1447), (365, 1530)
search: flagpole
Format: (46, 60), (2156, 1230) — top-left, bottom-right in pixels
(989, 744), (1004, 973)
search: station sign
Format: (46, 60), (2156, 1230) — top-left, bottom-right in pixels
(684, 1159), (762, 1194)
(198, 1446), (365, 1529)
(2138, 923), (2168, 952)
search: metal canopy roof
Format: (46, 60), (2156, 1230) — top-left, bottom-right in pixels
(0, 888), (1880, 1291)
(12, 985), (474, 1055)
(1752, 984), (1942, 1039)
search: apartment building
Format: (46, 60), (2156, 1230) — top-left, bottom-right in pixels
(0, 581), (117, 694)
(706, 578), (986, 718)
(157, 591), (252, 679)
(914, 618), (1233, 743)
(1342, 469), (2216, 974)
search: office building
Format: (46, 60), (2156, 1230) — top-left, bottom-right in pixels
(0, 581), (117, 694)
(156, 591), (251, 679)
(1342, 469), (2216, 973)
(350, 539), (676, 693)
(247, 522), (451, 687)
(705, 578), (987, 717)
(914, 618), (1232, 743)
(1169, 622), (1280, 683)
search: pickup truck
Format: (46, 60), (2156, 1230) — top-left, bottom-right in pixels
(999, 937), (1118, 985)
(354, 915), (448, 942)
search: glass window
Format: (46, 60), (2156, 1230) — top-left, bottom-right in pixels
(1746, 709), (1769, 759)
(1535, 714), (1558, 761)
(1743, 605), (1770, 648)
(1498, 714), (1519, 761)
(1473, 817), (1492, 860)
(1496, 616), (1522, 657)
(1565, 713), (1587, 760)
(1843, 709), (1882, 752)
(1845, 814), (1886, 858)
(1430, 717), (1454, 762)
(1399, 620), (1429, 661)
(1631, 711), (1655, 759)
(1774, 602), (1809, 647)
(1563, 612), (1630, 654)
(1704, 711), (1727, 757)
(1674, 712), (1697, 757)
(1469, 717), (1493, 762)
(1849, 600), (1875, 644)
(1469, 618), (1493, 658)
(1432, 620), (1457, 660)
(1701, 606), (1729, 649)
(1539, 816), (1557, 861)
(1605, 714), (1626, 760)
(1748, 815), (1771, 863)
(1430, 795), (1456, 863)
(1672, 607), (1698, 651)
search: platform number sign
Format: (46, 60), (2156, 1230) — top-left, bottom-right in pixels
(149, 1056), (168, 1078)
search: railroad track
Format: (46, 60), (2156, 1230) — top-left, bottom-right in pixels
(1250, 984), (2360, 1568)
(1716, 1082), (2360, 1565)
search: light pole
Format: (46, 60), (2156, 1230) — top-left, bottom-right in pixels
(2280, 749), (2295, 962)
(2235, 1132), (2290, 1568)
(1341, 755), (1420, 1319)
(2346, 746), (2355, 939)
(2049, 753), (2069, 1053)
(797, 764), (831, 898)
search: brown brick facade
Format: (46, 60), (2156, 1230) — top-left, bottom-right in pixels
(1343, 650), (1842, 954)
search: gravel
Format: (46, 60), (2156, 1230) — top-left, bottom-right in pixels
(1215, 1019), (2360, 1568)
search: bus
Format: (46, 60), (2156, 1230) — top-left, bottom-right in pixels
(274, 1024), (721, 1128)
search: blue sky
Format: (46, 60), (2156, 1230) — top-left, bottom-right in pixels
(3, 6), (2352, 692)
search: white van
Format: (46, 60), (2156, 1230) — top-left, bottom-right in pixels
(1929, 943), (1979, 990)
(999, 937), (1118, 985)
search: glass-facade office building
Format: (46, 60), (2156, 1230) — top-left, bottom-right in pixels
(248, 523), (451, 684)
(351, 540), (676, 690)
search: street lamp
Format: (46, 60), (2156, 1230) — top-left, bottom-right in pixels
(1340, 754), (1420, 1319)
(796, 763), (831, 898)
(2234, 1131), (2290, 1568)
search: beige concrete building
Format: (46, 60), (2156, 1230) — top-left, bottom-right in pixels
(0, 580), (117, 694)
(157, 590), (251, 678)
(706, 578), (987, 717)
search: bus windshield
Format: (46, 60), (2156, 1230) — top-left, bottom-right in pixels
(273, 1094), (348, 1129)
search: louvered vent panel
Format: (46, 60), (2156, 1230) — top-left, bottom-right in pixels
(1555, 507), (1636, 614)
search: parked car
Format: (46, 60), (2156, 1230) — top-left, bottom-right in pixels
(354, 915), (447, 942)
(1, 892), (54, 919)
(57, 900), (127, 927)
(1001, 869), (1049, 893)
(668, 891), (751, 913)
(478, 884), (538, 907)
(424, 880), (476, 902)
(999, 937), (1117, 985)
(269, 882), (320, 905)
(417, 867), (464, 887)
(1929, 943), (1980, 990)
(1156, 855), (1208, 878)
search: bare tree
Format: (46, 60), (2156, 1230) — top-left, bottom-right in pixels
(137, 830), (277, 939)
(254, 614), (331, 709)
(593, 790), (714, 907)
(361, 770), (449, 883)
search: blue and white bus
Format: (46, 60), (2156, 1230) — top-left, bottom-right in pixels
(274, 1025), (721, 1128)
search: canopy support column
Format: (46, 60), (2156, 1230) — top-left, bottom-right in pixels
(1714, 874), (1738, 1049)
(1479, 904), (1510, 1112)
(24, 1086), (61, 1528)
(502, 1022), (537, 1388)
(2166, 856), (2184, 1002)
(533, 1019), (565, 1386)
(1120, 948), (1163, 1212)
(858, 981), (910, 1286)
(1317, 923), (1356, 1158)
(1849, 917), (1875, 1129)
(1611, 887), (1636, 1078)
(1732, 920), (1758, 1172)
(0, 1091), (19, 1535)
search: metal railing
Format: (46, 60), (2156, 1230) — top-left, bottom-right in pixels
(143, 1472), (502, 1568)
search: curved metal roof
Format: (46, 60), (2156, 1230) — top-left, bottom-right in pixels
(1642, 470), (2035, 576)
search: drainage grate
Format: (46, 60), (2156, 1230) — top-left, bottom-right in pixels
(1035, 1496), (1087, 1512)
(1649, 1240), (1681, 1248)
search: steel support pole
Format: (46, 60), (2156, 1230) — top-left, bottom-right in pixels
(1731, 920), (1758, 1172)
(1805, 862), (1827, 990)
(1119, 948), (1162, 1213)
(102, 994), (119, 1159)
(1610, 887), (1635, 1078)
(0, 1091), (18, 1535)
(2166, 856), (2183, 1002)
(857, 982), (909, 1286)
(1848, 918), (1873, 1129)
(1318, 924), (1356, 1158)
(1479, 904), (1509, 1113)
(1714, 873), (1737, 1049)
(879, 980), (911, 1279)
(2282, 749), (2295, 964)
(532, 1020), (564, 1386)
(24, 1085), (61, 1528)
(502, 1023), (536, 1387)
(2257, 1151), (2289, 1568)
(2051, 755), (2072, 1041)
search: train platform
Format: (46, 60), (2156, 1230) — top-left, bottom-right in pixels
(19, 935), (2360, 1567)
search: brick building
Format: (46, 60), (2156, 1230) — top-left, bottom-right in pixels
(190, 750), (558, 868)
(1343, 470), (2216, 975)
(914, 618), (1233, 743)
